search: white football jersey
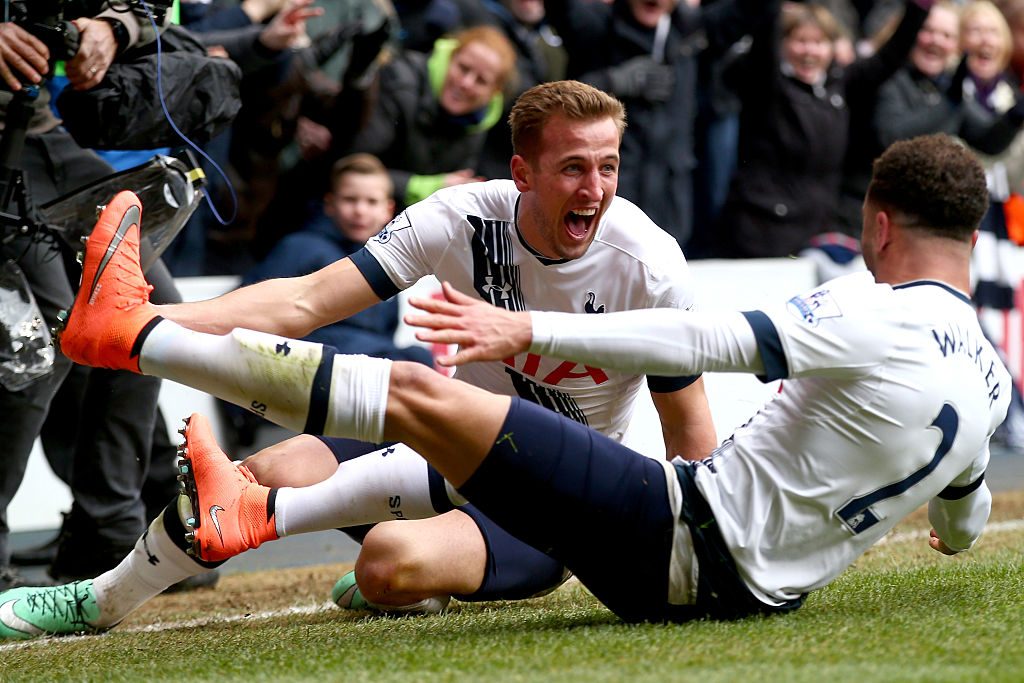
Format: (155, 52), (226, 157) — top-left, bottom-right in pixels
(361, 179), (696, 442)
(695, 272), (1010, 603)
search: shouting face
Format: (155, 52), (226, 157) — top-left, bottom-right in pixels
(513, 115), (620, 261)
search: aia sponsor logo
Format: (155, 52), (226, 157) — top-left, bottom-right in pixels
(503, 352), (608, 386)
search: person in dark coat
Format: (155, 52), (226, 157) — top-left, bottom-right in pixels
(544, 0), (775, 248)
(714, 0), (930, 258)
(474, 0), (568, 180)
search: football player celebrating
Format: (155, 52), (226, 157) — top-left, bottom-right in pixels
(0, 80), (718, 638)
(8, 131), (1001, 632)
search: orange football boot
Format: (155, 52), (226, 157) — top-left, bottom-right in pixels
(176, 413), (279, 562)
(55, 190), (160, 373)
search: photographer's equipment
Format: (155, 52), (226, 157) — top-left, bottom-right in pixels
(0, 1), (205, 387)
(4, 1), (176, 35)
(56, 25), (242, 149)
(126, 0), (176, 25)
(39, 149), (206, 272)
(0, 260), (54, 391)
(0, 144), (205, 389)
(4, 0), (81, 66)
(0, 85), (56, 390)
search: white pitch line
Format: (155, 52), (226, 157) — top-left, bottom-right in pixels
(0, 601), (336, 653)
(4, 519), (1023, 653)
(876, 518), (1024, 545)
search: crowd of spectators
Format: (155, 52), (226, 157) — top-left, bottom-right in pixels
(155, 0), (1024, 268)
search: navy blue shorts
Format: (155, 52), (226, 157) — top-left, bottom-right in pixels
(673, 461), (804, 620)
(458, 398), (678, 621)
(459, 398), (803, 622)
(452, 504), (568, 601)
(320, 436), (569, 601)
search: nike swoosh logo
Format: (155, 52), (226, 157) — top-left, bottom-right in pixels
(0, 599), (43, 636)
(89, 204), (140, 301)
(209, 505), (226, 545)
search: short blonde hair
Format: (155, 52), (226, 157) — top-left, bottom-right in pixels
(781, 1), (842, 43)
(509, 80), (627, 160)
(961, 0), (1013, 72)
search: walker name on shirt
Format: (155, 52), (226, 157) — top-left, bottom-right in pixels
(502, 352), (609, 386)
(932, 324), (1002, 406)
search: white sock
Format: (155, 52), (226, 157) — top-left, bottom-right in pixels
(90, 506), (208, 627)
(275, 444), (441, 536)
(140, 322), (389, 441)
(324, 354), (391, 443)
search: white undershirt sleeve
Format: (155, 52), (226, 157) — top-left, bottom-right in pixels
(529, 309), (765, 377)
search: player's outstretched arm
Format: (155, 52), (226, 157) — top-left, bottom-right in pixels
(161, 257), (382, 338)
(409, 282), (765, 377)
(407, 281), (533, 366)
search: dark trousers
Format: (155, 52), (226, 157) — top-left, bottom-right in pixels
(0, 128), (180, 563)
(461, 399), (804, 622)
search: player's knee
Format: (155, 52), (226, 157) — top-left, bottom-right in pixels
(242, 448), (296, 487)
(389, 361), (446, 399)
(355, 523), (429, 600)
(242, 435), (336, 487)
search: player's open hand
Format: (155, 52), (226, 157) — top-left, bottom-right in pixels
(406, 281), (532, 366)
(928, 528), (958, 555)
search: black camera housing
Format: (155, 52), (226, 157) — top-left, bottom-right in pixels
(4, 0), (177, 64)
(6, 0), (81, 62)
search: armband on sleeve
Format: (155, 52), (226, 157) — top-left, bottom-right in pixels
(937, 473), (985, 500)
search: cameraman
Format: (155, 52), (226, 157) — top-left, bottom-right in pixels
(0, 2), (181, 588)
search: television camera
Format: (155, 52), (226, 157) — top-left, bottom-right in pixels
(4, 0), (175, 66)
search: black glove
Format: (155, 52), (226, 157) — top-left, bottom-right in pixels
(946, 55), (969, 105)
(606, 56), (675, 102)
